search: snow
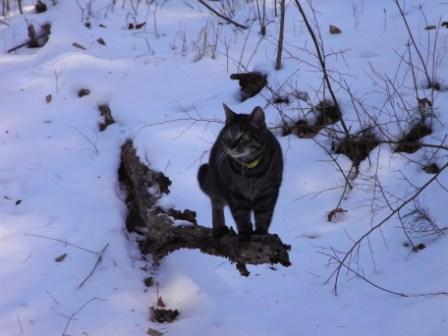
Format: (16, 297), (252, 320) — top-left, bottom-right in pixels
(1, 0), (448, 335)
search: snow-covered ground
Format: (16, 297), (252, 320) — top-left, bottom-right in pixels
(1, 1), (448, 335)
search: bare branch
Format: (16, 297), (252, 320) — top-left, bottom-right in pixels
(197, 0), (248, 30)
(330, 160), (448, 295)
(394, 0), (432, 87)
(293, 0), (350, 136)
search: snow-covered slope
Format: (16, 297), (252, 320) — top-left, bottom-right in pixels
(1, 1), (448, 335)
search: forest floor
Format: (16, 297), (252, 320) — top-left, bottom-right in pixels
(1, 1), (448, 335)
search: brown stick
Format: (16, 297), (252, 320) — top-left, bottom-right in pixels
(7, 23), (51, 53)
(197, 0), (248, 30)
(119, 140), (291, 275)
(78, 243), (110, 289)
(275, 0), (286, 70)
(7, 32), (50, 53)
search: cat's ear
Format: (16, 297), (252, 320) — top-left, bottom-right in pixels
(249, 106), (266, 129)
(223, 103), (236, 124)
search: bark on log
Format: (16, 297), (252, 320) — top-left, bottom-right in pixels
(118, 140), (291, 275)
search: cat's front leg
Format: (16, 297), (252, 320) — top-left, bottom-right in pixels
(254, 190), (279, 234)
(228, 195), (253, 241)
(212, 202), (229, 238)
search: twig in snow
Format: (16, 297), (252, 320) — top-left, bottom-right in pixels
(46, 290), (60, 306)
(25, 233), (110, 288)
(7, 31), (49, 53)
(324, 248), (448, 298)
(24, 233), (98, 255)
(69, 127), (99, 154)
(61, 297), (106, 336)
(78, 243), (110, 289)
(7, 23), (51, 53)
(135, 116), (223, 136)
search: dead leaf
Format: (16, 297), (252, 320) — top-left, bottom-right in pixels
(78, 88), (90, 97)
(327, 208), (347, 222)
(329, 25), (342, 34)
(72, 42), (86, 50)
(54, 253), (67, 262)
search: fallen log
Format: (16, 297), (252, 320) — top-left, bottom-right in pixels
(118, 140), (291, 275)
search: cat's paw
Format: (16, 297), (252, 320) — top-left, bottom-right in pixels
(212, 226), (230, 239)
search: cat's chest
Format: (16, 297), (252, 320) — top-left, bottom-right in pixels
(224, 171), (263, 199)
(237, 176), (256, 196)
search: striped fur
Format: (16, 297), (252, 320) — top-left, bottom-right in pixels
(198, 105), (283, 240)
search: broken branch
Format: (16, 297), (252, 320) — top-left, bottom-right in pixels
(118, 140), (291, 274)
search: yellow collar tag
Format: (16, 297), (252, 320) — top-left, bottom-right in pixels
(241, 158), (261, 169)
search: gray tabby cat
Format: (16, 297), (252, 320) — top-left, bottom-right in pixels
(198, 104), (283, 241)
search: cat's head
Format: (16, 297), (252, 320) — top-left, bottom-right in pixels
(220, 104), (267, 161)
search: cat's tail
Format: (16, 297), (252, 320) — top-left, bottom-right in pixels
(197, 164), (209, 193)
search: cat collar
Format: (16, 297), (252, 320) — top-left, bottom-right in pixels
(240, 158), (261, 169)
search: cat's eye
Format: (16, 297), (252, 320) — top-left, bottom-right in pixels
(222, 132), (252, 149)
(237, 135), (251, 145)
